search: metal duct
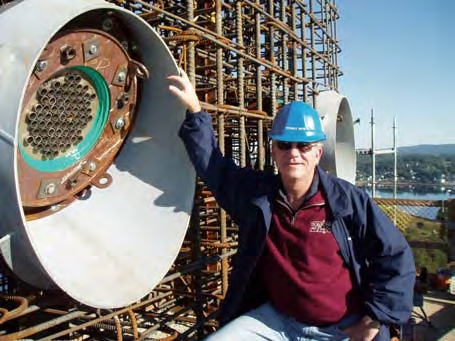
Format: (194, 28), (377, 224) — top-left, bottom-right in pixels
(0, 0), (195, 309)
(316, 90), (356, 184)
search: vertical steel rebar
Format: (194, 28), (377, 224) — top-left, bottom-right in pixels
(255, 0), (265, 170)
(280, 0), (289, 103)
(190, 200), (205, 339)
(187, 0), (196, 84)
(216, 0), (229, 300)
(300, 4), (308, 102)
(236, 1), (246, 168)
(291, 3), (298, 101)
(268, 0), (277, 115)
(309, 0), (317, 106)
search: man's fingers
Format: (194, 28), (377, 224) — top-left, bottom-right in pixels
(168, 69), (201, 112)
(168, 74), (192, 92)
(179, 67), (190, 81)
(167, 74), (184, 86)
(168, 85), (185, 101)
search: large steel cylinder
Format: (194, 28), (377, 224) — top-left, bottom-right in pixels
(316, 90), (356, 184)
(0, 0), (195, 308)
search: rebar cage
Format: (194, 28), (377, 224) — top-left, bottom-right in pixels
(0, 0), (342, 339)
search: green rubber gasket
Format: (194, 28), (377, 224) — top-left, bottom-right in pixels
(19, 66), (110, 172)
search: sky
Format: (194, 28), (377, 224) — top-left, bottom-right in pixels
(335, 1), (455, 149)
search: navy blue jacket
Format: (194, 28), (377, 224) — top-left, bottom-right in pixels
(179, 110), (416, 340)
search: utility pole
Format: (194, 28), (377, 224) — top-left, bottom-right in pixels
(370, 109), (376, 197)
(393, 117), (397, 199)
(369, 110), (397, 199)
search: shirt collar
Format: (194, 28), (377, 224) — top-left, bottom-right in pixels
(278, 170), (319, 208)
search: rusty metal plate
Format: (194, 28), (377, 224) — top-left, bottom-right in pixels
(18, 29), (138, 214)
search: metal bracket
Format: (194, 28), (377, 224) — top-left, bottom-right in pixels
(37, 179), (60, 199)
(83, 38), (100, 62)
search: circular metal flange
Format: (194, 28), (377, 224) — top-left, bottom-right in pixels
(18, 29), (138, 214)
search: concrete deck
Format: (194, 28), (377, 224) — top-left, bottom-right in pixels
(412, 290), (455, 340)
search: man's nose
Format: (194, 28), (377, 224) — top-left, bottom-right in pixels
(288, 146), (301, 156)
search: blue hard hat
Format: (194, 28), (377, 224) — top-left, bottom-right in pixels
(269, 101), (326, 142)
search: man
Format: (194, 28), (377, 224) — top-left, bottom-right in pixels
(168, 69), (415, 341)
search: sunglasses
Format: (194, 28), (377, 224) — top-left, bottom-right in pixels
(275, 141), (316, 152)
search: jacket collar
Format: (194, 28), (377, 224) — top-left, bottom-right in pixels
(316, 166), (353, 219)
(251, 167), (353, 220)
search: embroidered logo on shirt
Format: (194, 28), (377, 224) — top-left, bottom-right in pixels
(310, 220), (332, 233)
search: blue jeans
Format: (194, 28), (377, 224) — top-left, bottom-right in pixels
(205, 303), (359, 341)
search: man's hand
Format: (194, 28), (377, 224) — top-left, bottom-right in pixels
(167, 68), (202, 113)
(341, 315), (380, 341)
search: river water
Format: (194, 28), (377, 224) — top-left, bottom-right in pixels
(369, 190), (455, 201)
(363, 189), (455, 220)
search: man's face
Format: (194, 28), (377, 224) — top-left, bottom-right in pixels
(272, 141), (323, 182)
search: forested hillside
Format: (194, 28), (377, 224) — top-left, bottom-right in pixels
(356, 145), (455, 186)
(398, 144), (455, 156)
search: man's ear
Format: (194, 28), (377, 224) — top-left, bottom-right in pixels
(271, 142), (277, 161)
(316, 146), (323, 161)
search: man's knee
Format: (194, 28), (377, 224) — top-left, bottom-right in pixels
(203, 304), (283, 340)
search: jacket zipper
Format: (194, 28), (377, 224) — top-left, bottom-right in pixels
(276, 199), (325, 227)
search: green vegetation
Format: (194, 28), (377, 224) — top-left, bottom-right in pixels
(357, 153), (455, 188)
(404, 218), (448, 273)
(377, 203), (449, 273)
